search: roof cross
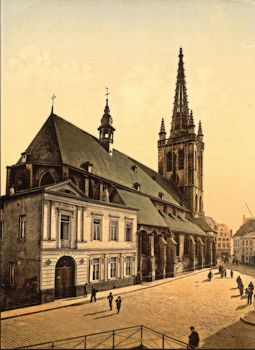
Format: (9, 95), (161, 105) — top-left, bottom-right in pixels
(51, 94), (56, 114)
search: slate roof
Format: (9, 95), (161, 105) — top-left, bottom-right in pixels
(194, 217), (217, 233)
(21, 114), (184, 209)
(234, 219), (255, 237)
(117, 189), (167, 228)
(160, 211), (208, 236)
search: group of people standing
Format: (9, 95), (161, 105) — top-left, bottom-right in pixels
(83, 283), (122, 313)
(236, 276), (254, 304)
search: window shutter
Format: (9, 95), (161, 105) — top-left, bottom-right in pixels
(108, 257), (111, 279)
(89, 259), (93, 282)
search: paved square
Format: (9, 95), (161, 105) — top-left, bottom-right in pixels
(1, 268), (255, 349)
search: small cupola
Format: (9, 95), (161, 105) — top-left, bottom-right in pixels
(98, 88), (115, 153)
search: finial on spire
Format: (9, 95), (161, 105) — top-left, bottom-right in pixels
(51, 94), (56, 114)
(189, 110), (195, 127)
(179, 47), (183, 58)
(198, 120), (203, 136)
(105, 87), (110, 104)
(160, 118), (166, 134)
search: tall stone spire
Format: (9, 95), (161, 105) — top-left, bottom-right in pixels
(170, 48), (189, 137)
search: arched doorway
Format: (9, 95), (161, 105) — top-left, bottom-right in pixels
(55, 256), (75, 299)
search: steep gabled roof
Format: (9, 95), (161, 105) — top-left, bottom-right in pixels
(234, 219), (255, 237)
(20, 113), (185, 209)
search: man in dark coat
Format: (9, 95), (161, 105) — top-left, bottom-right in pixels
(107, 292), (113, 310)
(90, 286), (97, 302)
(247, 288), (253, 305)
(84, 283), (88, 298)
(188, 326), (200, 349)
(115, 296), (122, 314)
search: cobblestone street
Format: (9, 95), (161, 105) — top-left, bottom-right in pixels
(1, 268), (255, 349)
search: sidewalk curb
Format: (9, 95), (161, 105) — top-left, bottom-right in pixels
(240, 311), (255, 326)
(1, 268), (212, 320)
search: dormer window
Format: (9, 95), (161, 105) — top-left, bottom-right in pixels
(133, 182), (141, 191)
(158, 192), (164, 199)
(21, 152), (27, 163)
(81, 161), (93, 173)
(131, 165), (138, 172)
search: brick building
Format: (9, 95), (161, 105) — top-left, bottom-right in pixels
(0, 49), (216, 310)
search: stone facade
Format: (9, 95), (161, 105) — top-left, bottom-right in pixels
(1, 181), (138, 309)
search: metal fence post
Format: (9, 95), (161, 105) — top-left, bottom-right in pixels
(162, 334), (165, 349)
(140, 325), (143, 347)
(112, 330), (115, 349)
(84, 336), (86, 349)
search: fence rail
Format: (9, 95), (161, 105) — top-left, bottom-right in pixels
(14, 325), (189, 349)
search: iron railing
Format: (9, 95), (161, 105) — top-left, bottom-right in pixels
(14, 325), (189, 349)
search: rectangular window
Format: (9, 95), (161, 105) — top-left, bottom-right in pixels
(125, 257), (131, 276)
(0, 221), (3, 239)
(218, 238), (221, 241)
(60, 214), (71, 247)
(9, 263), (15, 287)
(218, 243), (221, 248)
(18, 215), (26, 240)
(110, 257), (117, 278)
(92, 258), (100, 281)
(110, 220), (118, 241)
(125, 221), (133, 241)
(93, 218), (101, 240)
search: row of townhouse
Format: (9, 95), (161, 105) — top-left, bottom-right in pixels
(233, 217), (255, 266)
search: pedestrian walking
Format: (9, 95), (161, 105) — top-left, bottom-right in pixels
(247, 288), (253, 305)
(83, 283), (88, 298)
(248, 282), (254, 292)
(187, 326), (200, 350)
(236, 276), (241, 288)
(90, 286), (97, 302)
(224, 270), (227, 278)
(208, 270), (213, 281)
(115, 296), (122, 314)
(107, 292), (113, 310)
(219, 265), (222, 274)
(230, 270), (233, 278)
(239, 282), (244, 296)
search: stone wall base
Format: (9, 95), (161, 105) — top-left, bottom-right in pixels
(41, 289), (55, 304)
(86, 276), (136, 292)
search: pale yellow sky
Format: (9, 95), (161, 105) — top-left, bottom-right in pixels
(2, 0), (255, 233)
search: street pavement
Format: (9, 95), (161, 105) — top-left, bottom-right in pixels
(1, 267), (255, 349)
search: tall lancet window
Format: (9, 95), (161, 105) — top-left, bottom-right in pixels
(167, 152), (172, 172)
(178, 149), (185, 170)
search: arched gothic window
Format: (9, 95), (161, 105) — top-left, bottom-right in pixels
(167, 152), (172, 172)
(178, 149), (185, 170)
(195, 194), (198, 212)
(40, 172), (55, 186)
(199, 197), (202, 212)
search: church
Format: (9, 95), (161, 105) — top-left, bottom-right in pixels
(0, 49), (216, 310)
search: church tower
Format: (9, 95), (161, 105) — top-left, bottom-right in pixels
(158, 48), (204, 216)
(98, 89), (115, 153)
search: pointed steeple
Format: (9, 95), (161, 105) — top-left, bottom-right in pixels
(160, 118), (166, 134)
(197, 120), (203, 141)
(170, 48), (189, 137)
(158, 118), (166, 143)
(98, 88), (115, 153)
(188, 110), (195, 134)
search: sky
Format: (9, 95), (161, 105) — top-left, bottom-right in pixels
(1, 0), (255, 233)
